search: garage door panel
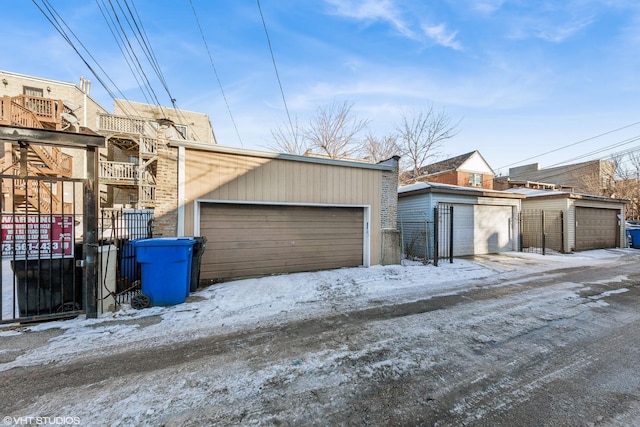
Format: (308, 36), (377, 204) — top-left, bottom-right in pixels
(207, 237), (364, 250)
(200, 204), (364, 280)
(451, 204), (513, 256)
(201, 229), (362, 242)
(575, 207), (617, 250)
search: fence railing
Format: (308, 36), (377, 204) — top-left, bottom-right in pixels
(99, 208), (154, 305)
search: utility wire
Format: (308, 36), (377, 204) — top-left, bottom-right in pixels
(96, 0), (154, 107)
(33, 0), (139, 117)
(499, 120), (640, 170)
(257, 0), (295, 143)
(189, 0), (243, 146)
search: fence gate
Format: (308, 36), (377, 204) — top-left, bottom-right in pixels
(520, 209), (564, 254)
(0, 125), (104, 324)
(1, 175), (85, 323)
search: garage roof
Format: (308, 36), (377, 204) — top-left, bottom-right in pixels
(504, 187), (628, 204)
(398, 182), (524, 199)
(169, 141), (397, 171)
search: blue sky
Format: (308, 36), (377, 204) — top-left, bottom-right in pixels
(2, 1), (640, 174)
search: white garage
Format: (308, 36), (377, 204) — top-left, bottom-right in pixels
(451, 204), (515, 256)
(398, 182), (523, 260)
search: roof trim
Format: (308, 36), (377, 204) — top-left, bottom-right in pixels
(398, 184), (525, 199)
(523, 192), (628, 204)
(168, 140), (396, 171)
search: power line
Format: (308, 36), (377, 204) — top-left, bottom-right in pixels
(498, 120), (640, 170)
(257, 0), (295, 143)
(189, 0), (243, 146)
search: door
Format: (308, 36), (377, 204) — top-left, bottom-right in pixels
(451, 204), (514, 256)
(199, 203), (365, 280)
(575, 207), (618, 250)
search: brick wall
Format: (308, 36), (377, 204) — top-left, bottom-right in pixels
(380, 156), (400, 230)
(152, 134), (178, 236)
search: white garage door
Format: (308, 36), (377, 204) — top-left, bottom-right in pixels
(575, 207), (618, 250)
(199, 203), (364, 280)
(452, 204), (514, 256)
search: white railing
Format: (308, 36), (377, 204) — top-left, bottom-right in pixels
(140, 137), (158, 155)
(140, 185), (155, 205)
(99, 161), (138, 182)
(98, 114), (146, 135)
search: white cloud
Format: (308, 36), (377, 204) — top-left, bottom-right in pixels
(422, 23), (463, 50)
(534, 16), (595, 42)
(324, 0), (416, 39)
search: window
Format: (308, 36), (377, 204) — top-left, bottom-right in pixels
(469, 173), (483, 187)
(23, 86), (43, 97)
(174, 124), (188, 139)
(129, 155), (139, 165)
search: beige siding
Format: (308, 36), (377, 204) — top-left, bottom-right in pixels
(522, 197), (626, 251)
(182, 148), (383, 266)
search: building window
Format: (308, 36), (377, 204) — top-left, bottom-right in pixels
(23, 86), (43, 97)
(174, 124), (188, 139)
(469, 173), (483, 187)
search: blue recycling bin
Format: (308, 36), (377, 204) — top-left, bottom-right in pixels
(628, 229), (640, 249)
(133, 238), (196, 306)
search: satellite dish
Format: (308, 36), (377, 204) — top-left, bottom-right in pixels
(63, 100), (80, 111)
(61, 112), (79, 124)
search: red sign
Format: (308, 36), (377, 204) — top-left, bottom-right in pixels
(1, 215), (74, 259)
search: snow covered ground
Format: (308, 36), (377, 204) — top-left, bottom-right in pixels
(0, 249), (637, 425)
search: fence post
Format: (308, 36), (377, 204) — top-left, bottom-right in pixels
(449, 205), (454, 263)
(541, 210), (546, 256)
(83, 146), (98, 318)
(560, 211), (565, 253)
(433, 207), (439, 267)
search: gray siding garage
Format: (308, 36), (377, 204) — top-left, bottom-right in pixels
(199, 203), (364, 280)
(398, 183), (522, 259)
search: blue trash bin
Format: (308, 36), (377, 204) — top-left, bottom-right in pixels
(133, 238), (196, 306)
(628, 229), (640, 249)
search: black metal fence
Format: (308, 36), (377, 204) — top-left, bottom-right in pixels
(434, 204), (454, 266)
(1, 176), (84, 324)
(519, 209), (564, 254)
(99, 208), (154, 305)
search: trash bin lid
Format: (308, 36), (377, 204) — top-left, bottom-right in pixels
(133, 237), (196, 247)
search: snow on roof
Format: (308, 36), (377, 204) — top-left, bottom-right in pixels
(502, 187), (572, 197)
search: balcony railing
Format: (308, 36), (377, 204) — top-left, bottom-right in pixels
(99, 161), (155, 184)
(0, 96), (45, 129)
(140, 137), (158, 155)
(10, 95), (63, 126)
(98, 113), (147, 135)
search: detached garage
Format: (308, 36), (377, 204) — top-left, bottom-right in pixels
(398, 182), (523, 260)
(505, 188), (628, 252)
(158, 143), (400, 281)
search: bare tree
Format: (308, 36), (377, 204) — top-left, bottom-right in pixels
(268, 116), (308, 155)
(305, 101), (370, 159)
(358, 133), (400, 163)
(396, 106), (461, 180)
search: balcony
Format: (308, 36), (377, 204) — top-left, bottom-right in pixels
(99, 161), (155, 186)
